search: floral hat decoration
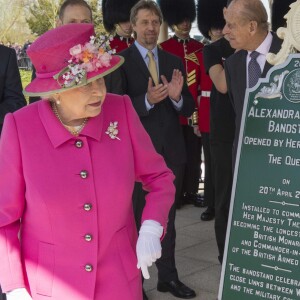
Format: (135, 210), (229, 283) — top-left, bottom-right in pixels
(24, 23), (124, 97)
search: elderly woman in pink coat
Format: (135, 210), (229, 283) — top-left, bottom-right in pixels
(0, 23), (174, 300)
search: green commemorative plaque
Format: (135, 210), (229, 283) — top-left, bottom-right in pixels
(219, 54), (300, 300)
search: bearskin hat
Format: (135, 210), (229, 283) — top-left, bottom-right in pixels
(159, 0), (196, 27)
(271, 0), (295, 32)
(197, 0), (227, 40)
(102, 0), (138, 33)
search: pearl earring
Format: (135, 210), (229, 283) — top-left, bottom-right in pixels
(55, 94), (61, 105)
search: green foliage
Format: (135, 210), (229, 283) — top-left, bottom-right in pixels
(26, 0), (105, 37)
(20, 70), (31, 89)
(26, 0), (63, 36)
(89, 0), (106, 35)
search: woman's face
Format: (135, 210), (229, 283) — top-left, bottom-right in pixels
(57, 78), (106, 123)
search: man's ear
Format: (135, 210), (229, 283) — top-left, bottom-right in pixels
(249, 20), (258, 35)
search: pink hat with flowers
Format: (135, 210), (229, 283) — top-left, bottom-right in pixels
(24, 23), (124, 96)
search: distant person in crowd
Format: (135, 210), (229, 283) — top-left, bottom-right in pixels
(119, 1), (196, 299)
(102, 0), (138, 53)
(22, 40), (31, 52)
(200, 0), (236, 263)
(159, 0), (205, 209)
(0, 23), (174, 300)
(223, 0), (282, 161)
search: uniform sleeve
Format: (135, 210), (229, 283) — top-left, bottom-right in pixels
(224, 59), (236, 116)
(174, 58), (195, 118)
(203, 44), (223, 75)
(123, 95), (175, 231)
(0, 113), (26, 292)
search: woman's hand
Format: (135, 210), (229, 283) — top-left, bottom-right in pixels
(136, 220), (163, 279)
(6, 288), (32, 300)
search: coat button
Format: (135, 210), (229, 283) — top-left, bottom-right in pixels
(85, 264), (93, 272)
(75, 140), (83, 148)
(83, 203), (92, 211)
(84, 234), (92, 242)
(80, 170), (88, 179)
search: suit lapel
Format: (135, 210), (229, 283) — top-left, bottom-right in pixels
(239, 50), (248, 97)
(130, 44), (152, 81)
(157, 48), (166, 83)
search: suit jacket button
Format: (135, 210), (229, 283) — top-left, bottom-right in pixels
(85, 264), (93, 272)
(85, 234), (92, 242)
(80, 170), (88, 179)
(75, 140), (83, 148)
(83, 203), (92, 211)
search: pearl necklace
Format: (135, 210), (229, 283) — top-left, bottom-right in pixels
(51, 102), (88, 136)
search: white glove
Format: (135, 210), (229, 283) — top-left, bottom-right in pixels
(6, 288), (32, 300)
(136, 220), (163, 279)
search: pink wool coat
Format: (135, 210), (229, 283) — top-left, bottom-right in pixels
(0, 94), (175, 300)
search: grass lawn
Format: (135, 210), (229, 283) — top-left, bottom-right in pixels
(20, 69), (32, 103)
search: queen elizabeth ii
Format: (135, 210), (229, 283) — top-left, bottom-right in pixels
(0, 23), (174, 300)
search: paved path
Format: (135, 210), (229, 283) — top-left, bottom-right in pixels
(144, 204), (222, 299)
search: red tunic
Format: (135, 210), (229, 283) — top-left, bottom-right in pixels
(109, 34), (134, 53)
(160, 36), (203, 125)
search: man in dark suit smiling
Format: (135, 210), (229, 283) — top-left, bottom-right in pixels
(223, 0), (282, 161)
(119, 1), (195, 299)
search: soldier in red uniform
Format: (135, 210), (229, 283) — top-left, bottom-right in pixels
(102, 0), (138, 53)
(196, 49), (215, 221)
(196, 0), (228, 223)
(159, 0), (205, 208)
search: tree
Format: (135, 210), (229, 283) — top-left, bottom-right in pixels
(26, 0), (105, 37)
(89, 0), (106, 35)
(26, 0), (63, 36)
(0, 0), (33, 44)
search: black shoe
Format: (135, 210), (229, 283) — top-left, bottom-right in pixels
(201, 208), (215, 221)
(157, 279), (196, 299)
(142, 289), (148, 300)
(194, 194), (207, 207)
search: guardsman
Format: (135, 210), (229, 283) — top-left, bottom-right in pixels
(102, 0), (138, 53)
(199, 0), (236, 262)
(159, 0), (205, 208)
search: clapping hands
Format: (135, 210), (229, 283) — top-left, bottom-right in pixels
(147, 69), (184, 105)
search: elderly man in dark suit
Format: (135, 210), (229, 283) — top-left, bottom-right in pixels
(0, 45), (26, 136)
(0, 45), (26, 298)
(119, 1), (196, 299)
(223, 0), (282, 161)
